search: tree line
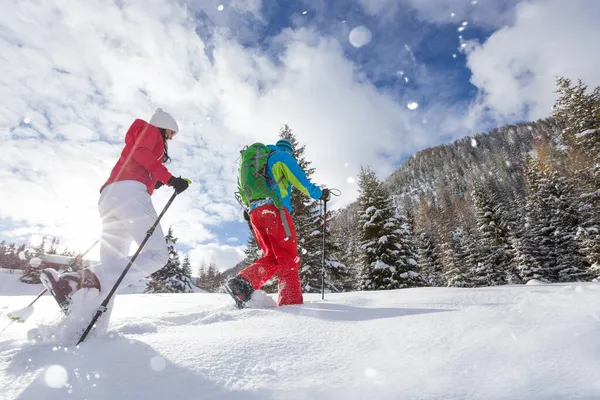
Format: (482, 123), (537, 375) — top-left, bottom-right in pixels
(332, 76), (600, 289)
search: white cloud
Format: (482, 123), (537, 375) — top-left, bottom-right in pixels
(356, 0), (519, 29)
(464, 0), (600, 122)
(1, 0), (438, 269)
(187, 243), (246, 272)
(8, 0), (591, 271)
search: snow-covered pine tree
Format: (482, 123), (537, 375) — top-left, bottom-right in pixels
(195, 262), (207, 289)
(242, 230), (261, 267)
(203, 262), (221, 292)
(571, 129), (600, 272)
(20, 237), (46, 284)
(357, 166), (423, 290)
(195, 259), (222, 292)
(553, 77), (600, 137)
(328, 208), (360, 291)
(443, 228), (476, 287)
(316, 205), (352, 293)
(182, 254), (192, 282)
(395, 212), (425, 287)
(470, 184), (513, 286)
(145, 227), (194, 293)
(548, 171), (593, 282)
(520, 156), (592, 282)
(416, 231), (445, 286)
(552, 77), (600, 273)
(48, 237), (59, 255)
(520, 158), (559, 282)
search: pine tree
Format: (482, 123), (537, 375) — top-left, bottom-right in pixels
(0, 240), (6, 268)
(553, 77), (600, 137)
(357, 166), (423, 290)
(206, 262), (223, 292)
(417, 231), (445, 286)
(442, 228), (474, 287)
(512, 219), (546, 283)
(20, 237), (47, 284)
(317, 205), (352, 293)
(145, 227), (194, 293)
(182, 255), (193, 281)
(196, 263), (207, 289)
(470, 184), (514, 286)
(395, 212), (424, 286)
(48, 237), (59, 255)
(520, 158), (559, 282)
(553, 78), (600, 271)
(4, 243), (21, 271)
(330, 206), (362, 291)
(549, 171), (593, 282)
(196, 260), (225, 292)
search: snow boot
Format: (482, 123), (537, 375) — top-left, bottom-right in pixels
(40, 268), (101, 315)
(224, 276), (254, 309)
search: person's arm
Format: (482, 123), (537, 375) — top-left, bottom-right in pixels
(270, 152), (322, 200)
(127, 120), (173, 184)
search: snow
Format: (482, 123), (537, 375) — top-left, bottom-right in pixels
(576, 128), (598, 138)
(348, 26), (372, 48)
(525, 278), (547, 285)
(2, 274), (600, 398)
(29, 258), (42, 268)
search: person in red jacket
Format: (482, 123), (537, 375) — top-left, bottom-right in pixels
(40, 108), (190, 333)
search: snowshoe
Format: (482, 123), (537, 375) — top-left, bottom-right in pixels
(40, 268), (101, 315)
(224, 276), (254, 309)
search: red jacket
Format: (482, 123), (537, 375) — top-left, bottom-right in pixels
(100, 119), (173, 195)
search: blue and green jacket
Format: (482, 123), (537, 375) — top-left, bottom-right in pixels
(260, 144), (322, 213)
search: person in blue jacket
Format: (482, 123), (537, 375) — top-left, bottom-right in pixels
(228, 139), (330, 306)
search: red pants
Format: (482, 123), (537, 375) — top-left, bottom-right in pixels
(239, 204), (303, 306)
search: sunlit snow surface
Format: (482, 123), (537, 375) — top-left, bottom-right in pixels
(2, 270), (600, 399)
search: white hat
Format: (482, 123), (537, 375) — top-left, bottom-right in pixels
(149, 108), (179, 133)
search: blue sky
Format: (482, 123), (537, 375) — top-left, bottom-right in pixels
(1, 0), (599, 270)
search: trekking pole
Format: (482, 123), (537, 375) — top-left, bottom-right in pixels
(321, 199), (328, 300)
(6, 238), (100, 323)
(77, 189), (182, 345)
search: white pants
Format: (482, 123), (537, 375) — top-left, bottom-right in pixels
(93, 180), (169, 293)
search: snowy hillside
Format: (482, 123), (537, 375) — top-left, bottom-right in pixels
(2, 277), (600, 399)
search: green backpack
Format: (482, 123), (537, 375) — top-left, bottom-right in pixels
(237, 143), (283, 208)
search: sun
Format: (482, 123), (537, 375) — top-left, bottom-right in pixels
(58, 219), (103, 262)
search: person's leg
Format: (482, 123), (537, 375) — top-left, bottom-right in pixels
(93, 180), (168, 291)
(238, 206), (279, 289)
(241, 205), (302, 306)
(270, 209), (302, 306)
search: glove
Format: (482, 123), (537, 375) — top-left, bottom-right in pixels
(154, 180), (164, 190)
(168, 176), (190, 194)
(243, 210), (250, 222)
(320, 188), (331, 202)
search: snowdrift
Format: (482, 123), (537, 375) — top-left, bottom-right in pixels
(2, 281), (600, 399)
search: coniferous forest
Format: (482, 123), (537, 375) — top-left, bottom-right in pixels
(330, 76), (600, 289)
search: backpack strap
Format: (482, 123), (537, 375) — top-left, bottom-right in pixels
(279, 208), (292, 239)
